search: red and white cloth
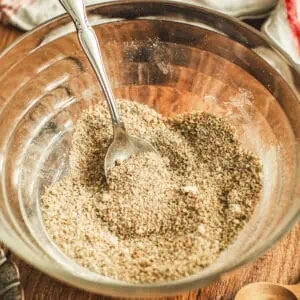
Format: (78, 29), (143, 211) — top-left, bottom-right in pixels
(0, 0), (299, 65)
(262, 0), (300, 65)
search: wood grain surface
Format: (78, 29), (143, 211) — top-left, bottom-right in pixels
(1, 23), (300, 300)
(0, 24), (23, 51)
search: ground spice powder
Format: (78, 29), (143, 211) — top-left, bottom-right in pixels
(41, 100), (262, 283)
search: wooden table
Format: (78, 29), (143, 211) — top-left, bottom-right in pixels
(1, 23), (300, 300)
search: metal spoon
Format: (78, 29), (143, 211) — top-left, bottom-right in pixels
(59, 0), (157, 177)
(235, 281), (300, 300)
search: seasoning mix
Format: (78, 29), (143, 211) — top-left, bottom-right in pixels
(41, 99), (262, 283)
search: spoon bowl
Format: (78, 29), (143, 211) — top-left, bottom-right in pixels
(235, 282), (300, 300)
(104, 122), (157, 177)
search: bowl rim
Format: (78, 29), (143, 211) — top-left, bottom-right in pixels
(0, 0), (300, 297)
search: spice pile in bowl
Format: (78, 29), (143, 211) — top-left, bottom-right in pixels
(41, 100), (262, 283)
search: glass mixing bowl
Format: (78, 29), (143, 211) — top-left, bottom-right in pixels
(0, 0), (300, 297)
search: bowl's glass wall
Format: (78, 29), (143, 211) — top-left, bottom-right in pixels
(0, 1), (299, 297)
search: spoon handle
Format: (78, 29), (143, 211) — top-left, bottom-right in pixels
(59, 0), (121, 125)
